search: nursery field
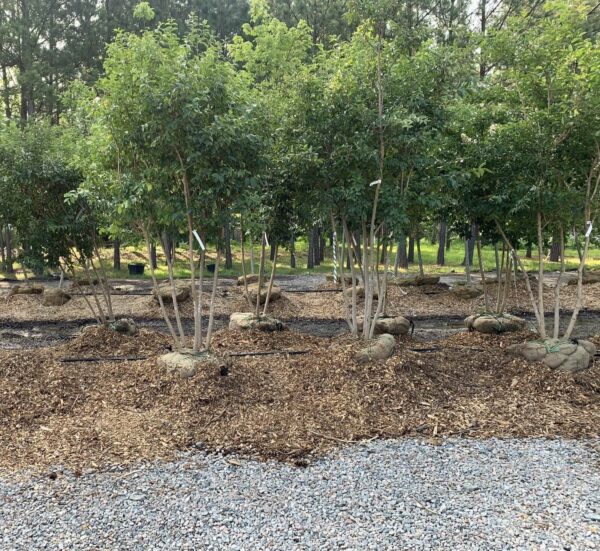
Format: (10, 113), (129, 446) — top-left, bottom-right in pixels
(4, 240), (600, 282)
(103, 241), (600, 278)
(1, 1), (599, 548)
(1, 272), (599, 472)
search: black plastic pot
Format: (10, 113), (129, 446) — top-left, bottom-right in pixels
(128, 263), (145, 276)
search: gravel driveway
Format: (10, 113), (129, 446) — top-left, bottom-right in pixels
(1, 438), (599, 550)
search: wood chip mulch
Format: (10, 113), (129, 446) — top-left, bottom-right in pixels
(1, 326), (599, 473)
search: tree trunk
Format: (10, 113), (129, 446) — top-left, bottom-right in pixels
(549, 237), (560, 263)
(495, 242), (500, 279)
(465, 238), (472, 284)
(476, 234), (489, 313)
(249, 235), (255, 274)
(313, 226), (321, 266)
(436, 221), (447, 265)
(0, 229), (5, 270)
(462, 224), (477, 266)
(150, 242), (157, 269)
(525, 242), (533, 259)
(163, 234), (171, 266)
(536, 211), (547, 339)
(416, 237), (424, 276)
(553, 227), (565, 339)
(113, 240), (121, 271)
(319, 229), (325, 263)
(255, 234), (267, 317)
(2, 66), (11, 119)
(239, 217), (252, 309)
(205, 245), (221, 349)
(446, 233), (452, 251)
(290, 233), (296, 268)
(407, 237), (415, 263)
(574, 228), (583, 262)
(394, 236), (408, 275)
(354, 230), (361, 262)
(262, 243), (278, 314)
(19, 0), (35, 123)
(270, 242), (276, 262)
(143, 227), (179, 347)
(224, 220), (233, 270)
(307, 228), (315, 269)
(4, 226), (14, 273)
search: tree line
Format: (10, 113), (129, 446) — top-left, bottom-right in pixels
(0, 0), (599, 344)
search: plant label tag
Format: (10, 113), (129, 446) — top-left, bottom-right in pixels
(369, 179), (382, 187)
(264, 232), (269, 247)
(193, 230), (205, 251)
(585, 222), (593, 238)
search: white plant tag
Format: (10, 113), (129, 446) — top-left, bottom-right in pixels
(585, 222), (593, 238)
(192, 230), (205, 251)
(369, 179), (382, 187)
(264, 232), (269, 247)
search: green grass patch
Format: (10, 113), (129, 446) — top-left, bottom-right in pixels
(2, 239), (599, 281)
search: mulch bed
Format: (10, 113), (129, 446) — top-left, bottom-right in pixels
(1, 326), (599, 473)
(5, 280), (600, 324)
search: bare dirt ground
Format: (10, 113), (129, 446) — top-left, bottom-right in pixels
(0, 274), (599, 472)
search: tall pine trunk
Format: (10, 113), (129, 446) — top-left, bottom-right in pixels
(319, 229), (325, 263)
(525, 242), (533, 259)
(113, 240), (121, 271)
(462, 224), (476, 266)
(416, 237), (424, 276)
(313, 226), (321, 266)
(4, 226), (14, 273)
(150, 242), (157, 269)
(290, 233), (296, 268)
(407, 237), (414, 263)
(394, 236), (408, 275)
(549, 237), (560, 263)
(307, 228), (315, 269)
(436, 221), (446, 266)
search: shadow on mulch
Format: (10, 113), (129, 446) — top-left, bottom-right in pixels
(0, 326), (598, 472)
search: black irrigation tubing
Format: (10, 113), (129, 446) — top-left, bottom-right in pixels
(60, 356), (148, 363)
(284, 289), (341, 293)
(226, 350), (310, 357)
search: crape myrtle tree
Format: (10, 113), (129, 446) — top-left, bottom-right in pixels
(288, 28), (387, 338)
(320, 16), (472, 336)
(444, 96), (545, 312)
(280, 17), (394, 339)
(0, 123), (85, 276)
(231, 6), (380, 334)
(383, 38), (474, 278)
(462, 0), (600, 338)
(253, 0), (473, 338)
(0, 121), (117, 319)
(229, 0), (314, 313)
(72, 16), (265, 351)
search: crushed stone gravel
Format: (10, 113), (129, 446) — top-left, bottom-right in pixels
(1, 438), (599, 550)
